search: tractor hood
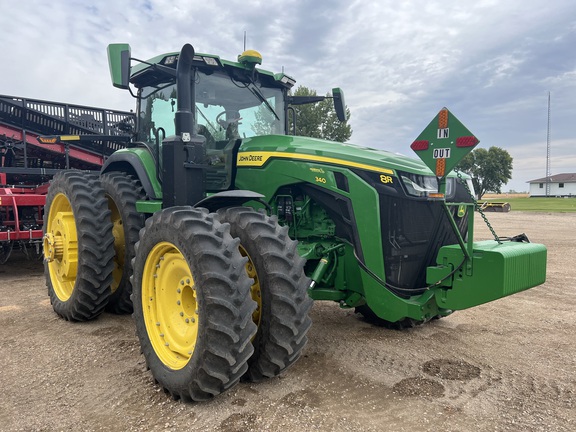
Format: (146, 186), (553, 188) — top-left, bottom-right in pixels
(237, 135), (453, 178)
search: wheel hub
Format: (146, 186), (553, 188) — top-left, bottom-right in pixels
(43, 232), (63, 262)
(44, 211), (78, 277)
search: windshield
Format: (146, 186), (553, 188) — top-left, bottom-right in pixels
(137, 70), (285, 146)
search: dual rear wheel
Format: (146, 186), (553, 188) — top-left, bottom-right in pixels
(44, 171), (144, 320)
(131, 207), (258, 401)
(131, 206), (312, 400)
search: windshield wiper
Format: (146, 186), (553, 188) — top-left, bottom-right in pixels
(247, 83), (280, 121)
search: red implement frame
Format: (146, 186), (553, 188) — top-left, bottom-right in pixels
(0, 175), (46, 242)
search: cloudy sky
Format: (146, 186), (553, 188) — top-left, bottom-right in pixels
(1, 0), (574, 191)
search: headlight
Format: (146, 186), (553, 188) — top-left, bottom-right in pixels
(400, 173), (454, 198)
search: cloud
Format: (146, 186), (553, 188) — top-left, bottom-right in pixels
(0, 0), (574, 192)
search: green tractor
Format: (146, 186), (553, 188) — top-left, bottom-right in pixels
(43, 43), (547, 401)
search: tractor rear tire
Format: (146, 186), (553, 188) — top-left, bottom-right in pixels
(101, 172), (145, 314)
(131, 207), (257, 401)
(43, 171), (115, 321)
(217, 207), (313, 382)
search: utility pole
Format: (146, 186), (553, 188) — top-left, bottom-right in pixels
(545, 92), (551, 197)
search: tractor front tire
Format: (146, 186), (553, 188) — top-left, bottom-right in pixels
(355, 305), (448, 329)
(43, 171), (115, 321)
(218, 207), (313, 382)
(101, 172), (145, 314)
(131, 207), (257, 401)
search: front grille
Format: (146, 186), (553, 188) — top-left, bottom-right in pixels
(354, 169), (471, 291)
(379, 195), (468, 289)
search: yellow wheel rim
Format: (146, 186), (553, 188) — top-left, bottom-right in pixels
(107, 196), (125, 293)
(142, 242), (199, 370)
(240, 246), (262, 328)
(44, 193), (78, 301)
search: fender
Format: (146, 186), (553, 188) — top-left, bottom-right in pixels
(101, 147), (161, 199)
(194, 190), (267, 212)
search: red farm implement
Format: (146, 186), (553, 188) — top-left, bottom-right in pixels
(0, 94), (135, 263)
(0, 176), (46, 263)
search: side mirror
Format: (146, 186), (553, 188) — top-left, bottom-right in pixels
(332, 88), (347, 122)
(107, 43), (131, 89)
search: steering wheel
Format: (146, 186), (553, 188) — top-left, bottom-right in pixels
(216, 110), (241, 129)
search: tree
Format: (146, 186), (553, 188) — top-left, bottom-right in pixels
(289, 86), (352, 142)
(457, 147), (513, 199)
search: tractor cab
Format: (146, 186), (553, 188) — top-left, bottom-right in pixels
(125, 48), (289, 193)
(107, 44), (346, 196)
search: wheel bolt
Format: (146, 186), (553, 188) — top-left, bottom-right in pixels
(177, 300), (181, 305)
(180, 312), (184, 317)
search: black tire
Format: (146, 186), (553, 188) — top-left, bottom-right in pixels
(217, 207), (313, 382)
(355, 304), (448, 329)
(101, 172), (145, 314)
(131, 207), (257, 401)
(0, 241), (14, 265)
(43, 171), (115, 321)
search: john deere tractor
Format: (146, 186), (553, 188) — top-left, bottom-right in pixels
(42, 43), (547, 401)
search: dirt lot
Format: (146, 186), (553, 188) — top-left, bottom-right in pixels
(0, 212), (574, 432)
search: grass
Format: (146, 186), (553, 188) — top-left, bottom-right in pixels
(479, 196), (576, 212)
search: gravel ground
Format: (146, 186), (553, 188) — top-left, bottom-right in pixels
(0, 212), (574, 431)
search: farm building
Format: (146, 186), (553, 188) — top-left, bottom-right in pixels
(528, 173), (576, 197)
